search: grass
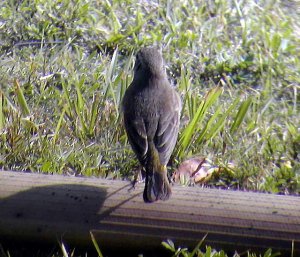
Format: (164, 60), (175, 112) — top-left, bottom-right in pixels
(162, 237), (283, 257)
(0, 235), (285, 257)
(1, 0), (299, 193)
(0, 0), (299, 255)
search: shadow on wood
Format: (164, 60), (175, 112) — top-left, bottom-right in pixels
(0, 170), (299, 256)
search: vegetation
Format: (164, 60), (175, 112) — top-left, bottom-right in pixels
(1, 0), (298, 194)
(0, 0), (299, 255)
(161, 236), (282, 257)
(0, 237), (284, 257)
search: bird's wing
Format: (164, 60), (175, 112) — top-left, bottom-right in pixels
(124, 116), (148, 165)
(154, 92), (181, 165)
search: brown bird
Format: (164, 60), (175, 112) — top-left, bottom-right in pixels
(122, 47), (181, 202)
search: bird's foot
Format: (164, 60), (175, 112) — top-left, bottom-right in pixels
(128, 167), (145, 192)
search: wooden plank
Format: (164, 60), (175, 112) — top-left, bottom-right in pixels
(0, 170), (299, 255)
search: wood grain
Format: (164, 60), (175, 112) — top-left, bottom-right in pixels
(0, 170), (299, 256)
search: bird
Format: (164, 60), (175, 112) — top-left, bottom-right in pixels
(122, 47), (181, 202)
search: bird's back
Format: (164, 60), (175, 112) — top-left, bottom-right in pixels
(123, 77), (175, 139)
(123, 76), (180, 166)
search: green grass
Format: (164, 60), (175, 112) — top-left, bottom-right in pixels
(162, 237), (283, 257)
(0, 235), (285, 257)
(0, 0), (299, 254)
(0, 0), (299, 191)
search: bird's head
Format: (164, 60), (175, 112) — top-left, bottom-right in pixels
(134, 47), (165, 77)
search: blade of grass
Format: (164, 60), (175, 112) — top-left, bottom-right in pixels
(117, 51), (134, 106)
(73, 76), (89, 137)
(88, 92), (101, 136)
(53, 105), (67, 144)
(0, 244), (10, 257)
(161, 239), (175, 252)
(178, 68), (193, 118)
(58, 241), (69, 257)
(90, 231), (104, 257)
(14, 79), (30, 116)
(75, 75), (85, 112)
(195, 104), (223, 144)
(178, 87), (223, 157)
(103, 47), (119, 115)
(230, 97), (252, 134)
(178, 100), (205, 156)
(189, 233), (208, 257)
(61, 79), (74, 120)
(197, 96), (241, 144)
(0, 90), (4, 130)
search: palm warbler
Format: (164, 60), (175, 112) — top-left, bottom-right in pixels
(122, 47), (181, 202)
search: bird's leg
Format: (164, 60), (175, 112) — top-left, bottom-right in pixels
(128, 166), (146, 192)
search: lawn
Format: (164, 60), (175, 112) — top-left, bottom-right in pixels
(0, 0), (299, 256)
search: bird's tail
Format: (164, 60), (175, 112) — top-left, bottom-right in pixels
(143, 166), (172, 202)
(143, 144), (172, 202)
